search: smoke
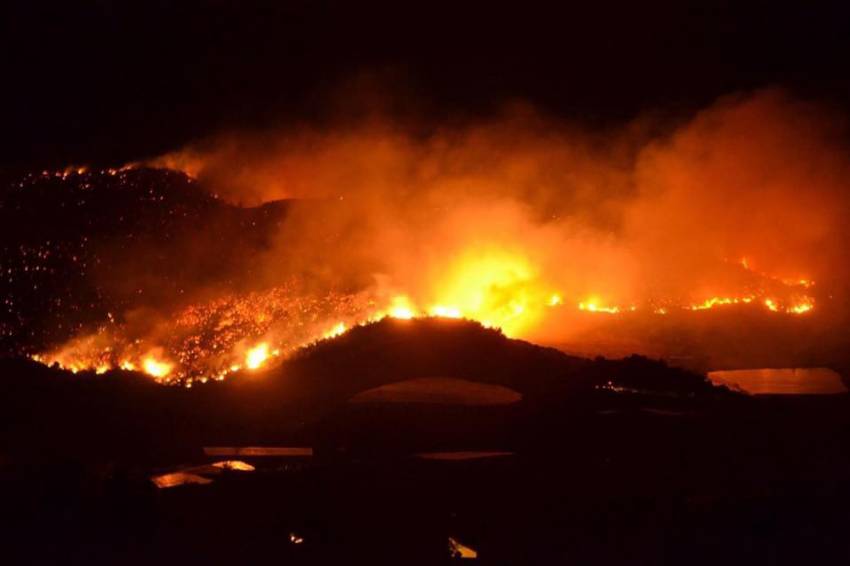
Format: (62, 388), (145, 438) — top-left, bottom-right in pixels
(150, 88), (849, 345)
(627, 90), (850, 293)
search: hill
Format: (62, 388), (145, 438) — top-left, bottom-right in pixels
(0, 318), (730, 465)
(0, 167), (288, 354)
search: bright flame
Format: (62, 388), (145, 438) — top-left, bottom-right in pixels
(142, 356), (173, 379)
(422, 249), (545, 336)
(787, 298), (814, 314)
(323, 322), (347, 339)
(429, 305), (463, 319)
(245, 343), (270, 370)
(579, 298), (620, 314)
(689, 296), (755, 311)
(388, 296), (416, 319)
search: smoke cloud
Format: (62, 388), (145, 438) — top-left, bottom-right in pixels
(37, 87), (850, 380)
(152, 88), (850, 340)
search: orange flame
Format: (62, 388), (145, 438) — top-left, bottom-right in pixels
(245, 343), (270, 370)
(142, 355), (173, 380)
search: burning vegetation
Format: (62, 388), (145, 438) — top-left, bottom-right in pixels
(4, 89), (848, 384)
(28, 265), (818, 384)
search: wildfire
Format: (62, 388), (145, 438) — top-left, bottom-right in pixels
(579, 298), (622, 314)
(387, 296), (416, 319)
(142, 355), (173, 379)
(30, 282), (373, 384)
(429, 305), (463, 319)
(245, 343), (270, 370)
(323, 322), (347, 339)
(418, 249), (549, 336)
(686, 294), (815, 315)
(29, 250), (819, 385)
(689, 296), (755, 311)
(788, 298), (814, 314)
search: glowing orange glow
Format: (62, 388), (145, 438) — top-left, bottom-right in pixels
(142, 356), (173, 379)
(32, 268), (820, 383)
(245, 343), (270, 370)
(579, 298), (620, 314)
(32, 263), (820, 383)
(787, 297), (814, 314)
(323, 322), (347, 339)
(689, 296), (755, 311)
(388, 296), (416, 319)
(429, 305), (463, 319)
(27, 94), (844, 387)
(211, 460), (256, 471)
(419, 249), (547, 336)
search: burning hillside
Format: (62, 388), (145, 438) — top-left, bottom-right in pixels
(28, 277), (820, 384)
(4, 90), (849, 383)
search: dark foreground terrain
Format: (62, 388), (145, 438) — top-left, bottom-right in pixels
(2, 319), (850, 564)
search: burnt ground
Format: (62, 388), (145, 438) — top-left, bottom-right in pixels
(2, 319), (850, 564)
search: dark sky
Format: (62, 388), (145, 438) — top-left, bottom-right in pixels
(2, 0), (849, 169)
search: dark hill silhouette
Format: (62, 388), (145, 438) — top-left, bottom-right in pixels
(0, 318), (732, 466)
(282, 317), (725, 404)
(277, 317), (734, 454)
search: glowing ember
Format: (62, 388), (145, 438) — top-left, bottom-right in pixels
(31, 283), (374, 384)
(788, 298), (814, 314)
(689, 296), (754, 311)
(211, 460), (256, 471)
(579, 298), (621, 314)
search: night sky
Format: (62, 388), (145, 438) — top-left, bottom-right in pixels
(2, 0), (849, 169)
